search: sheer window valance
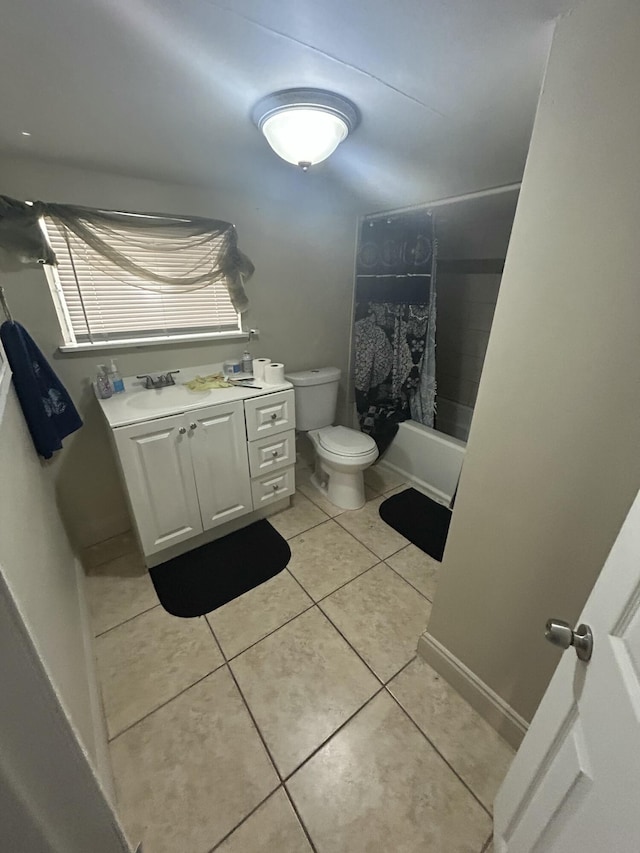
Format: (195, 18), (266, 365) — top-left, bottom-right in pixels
(0, 195), (254, 314)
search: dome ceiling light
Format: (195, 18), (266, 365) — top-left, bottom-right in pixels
(252, 88), (359, 171)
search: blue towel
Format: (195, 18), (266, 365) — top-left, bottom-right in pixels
(0, 320), (82, 458)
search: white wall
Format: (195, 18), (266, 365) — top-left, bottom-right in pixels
(0, 384), (124, 847)
(0, 386), (102, 759)
(425, 0), (640, 724)
(0, 156), (362, 546)
(0, 534), (128, 852)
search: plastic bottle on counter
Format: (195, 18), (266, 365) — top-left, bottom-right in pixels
(242, 349), (253, 374)
(96, 364), (113, 399)
(108, 358), (125, 393)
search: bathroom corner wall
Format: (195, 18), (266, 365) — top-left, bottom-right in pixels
(0, 156), (362, 546)
(425, 0), (640, 725)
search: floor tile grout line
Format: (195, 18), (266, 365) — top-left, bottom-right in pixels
(203, 619), (324, 853)
(331, 511), (411, 563)
(384, 684), (493, 819)
(107, 662), (225, 743)
(313, 560), (383, 604)
(315, 600), (390, 687)
(94, 602), (162, 638)
(208, 607), (375, 853)
(221, 598), (317, 663)
(205, 618), (286, 785)
(281, 786), (320, 853)
(317, 592), (426, 691)
(273, 512), (331, 542)
(384, 655), (418, 685)
(207, 620), (317, 853)
(208, 555), (395, 666)
(206, 786), (283, 853)
(383, 560), (435, 603)
(296, 483), (347, 518)
(286, 514), (384, 568)
(81, 534), (135, 568)
(281, 685), (387, 785)
(480, 832), (494, 852)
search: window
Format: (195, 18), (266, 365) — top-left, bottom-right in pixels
(42, 217), (243, 350)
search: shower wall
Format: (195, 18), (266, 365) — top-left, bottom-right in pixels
(435, 210), (515, 441)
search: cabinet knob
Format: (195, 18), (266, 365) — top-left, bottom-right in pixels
(178, 427), (187, 435)
(272, 484), (279, 491)
(272, 450), (279, 457)
(270, 413), (278, 420)
(190, 422), (198, 430)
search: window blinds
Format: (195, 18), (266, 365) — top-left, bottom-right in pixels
(43, 217), (241, 344)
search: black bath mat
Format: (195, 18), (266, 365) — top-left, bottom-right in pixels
(149, 520), (291, 618)
(379, 487), (452, 562)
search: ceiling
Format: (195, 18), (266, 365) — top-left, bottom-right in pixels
(0, 0), (573, 211)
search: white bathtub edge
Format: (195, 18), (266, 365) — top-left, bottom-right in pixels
(375, 460), (451, 507)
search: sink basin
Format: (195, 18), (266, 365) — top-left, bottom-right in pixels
(124, 387), (211, 411)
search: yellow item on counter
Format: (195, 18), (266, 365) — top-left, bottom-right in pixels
(184, 373), (233, 391)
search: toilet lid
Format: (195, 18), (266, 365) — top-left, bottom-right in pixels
(318, 426), (377, 456)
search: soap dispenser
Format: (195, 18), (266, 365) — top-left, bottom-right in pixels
(95, 364), (113, 399)
(108, 358), (125, 393)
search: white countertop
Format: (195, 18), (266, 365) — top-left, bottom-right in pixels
(97, 362), (293, 428)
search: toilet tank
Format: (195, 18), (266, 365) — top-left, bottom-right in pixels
(286, 367), (341, 430)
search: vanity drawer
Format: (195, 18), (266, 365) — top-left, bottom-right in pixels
(244, 390), (295, 441)
(251, 465), (295, 508)
(248, 429), (295, 477)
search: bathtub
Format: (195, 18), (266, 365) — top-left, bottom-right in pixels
(379, 420), (466, 505)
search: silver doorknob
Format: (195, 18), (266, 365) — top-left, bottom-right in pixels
(545, 619), (593, 662)
(189, 422), (198, 430)
(178, 427), (187, 434)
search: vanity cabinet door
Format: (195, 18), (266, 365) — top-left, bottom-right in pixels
(114, 414), (203, 555)
(189, 400), (253, 531)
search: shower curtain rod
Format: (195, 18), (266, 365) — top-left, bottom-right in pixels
(362, 182), (521, 222)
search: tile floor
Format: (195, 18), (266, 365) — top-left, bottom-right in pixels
(84, 461), (513, 853)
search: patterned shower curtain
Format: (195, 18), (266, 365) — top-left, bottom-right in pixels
(354, 211), (436, 452)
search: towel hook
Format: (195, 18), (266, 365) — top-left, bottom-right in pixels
(0, 287), (14, 323)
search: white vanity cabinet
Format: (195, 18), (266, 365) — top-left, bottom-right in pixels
(114, 412), (204, 555)
(188, 401), (253, 531)
(105, 382), (296, 562)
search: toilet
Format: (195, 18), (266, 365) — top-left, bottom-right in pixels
(286, 367), (379, 510)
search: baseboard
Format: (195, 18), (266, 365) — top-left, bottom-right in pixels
(418, 631), (528, 750)
(75, 558), (116, 804)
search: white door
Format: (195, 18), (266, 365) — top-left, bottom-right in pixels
(114, 414), (203, 555)
(494, 489), (640, 852)
(189, 400), (253, 530)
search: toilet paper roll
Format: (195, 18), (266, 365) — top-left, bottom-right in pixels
(253, 358), (271, 381)
(264, 362), (285, 385)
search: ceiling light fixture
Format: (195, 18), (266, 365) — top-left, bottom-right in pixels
(21, 131), (31, 137)
(252, 88), (359, 171)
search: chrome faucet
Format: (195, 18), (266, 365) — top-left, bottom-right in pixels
(136, 370), (180, 390)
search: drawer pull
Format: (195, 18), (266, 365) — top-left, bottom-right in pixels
(270, 413), (278, 420)
(272, 484), (279, 491)
(272, 450), (279, 457)
(189, 422), (198, 430)
(178, 426), (187, 435)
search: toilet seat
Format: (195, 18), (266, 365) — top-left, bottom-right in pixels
(317, 425), (377, 457)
